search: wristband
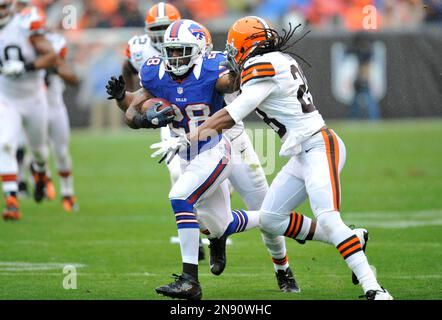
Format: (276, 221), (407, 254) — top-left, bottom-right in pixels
(132, 112), (152, 129)
(116, 91), (126, 102)
(25, 62), (36, 71)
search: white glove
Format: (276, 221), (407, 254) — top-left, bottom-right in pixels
(1, 60), (25, 77)
(150, 135), (190, 164)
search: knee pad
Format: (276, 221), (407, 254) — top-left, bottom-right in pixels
(243, 186), (268, 211)
(31, 146), (48, 164)
(259, 210), (287, 235)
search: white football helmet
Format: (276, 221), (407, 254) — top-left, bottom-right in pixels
(0, 0), (13, 27)
(161, 19), (206, 76)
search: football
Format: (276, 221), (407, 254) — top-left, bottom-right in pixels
(141, 97), (174, 117)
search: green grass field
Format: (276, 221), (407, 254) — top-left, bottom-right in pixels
(1, 120), (441, 300)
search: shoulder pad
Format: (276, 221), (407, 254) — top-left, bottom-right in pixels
(19, 6), (46, 35)
(240, 59), (276, 86)
(203, 52), (228, 77)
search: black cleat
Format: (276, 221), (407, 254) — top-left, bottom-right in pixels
(18, 181), (29, 198)
(30, 164), (47, 203)
(198, 240), (205, 261)
(363, 287), (393, 300)
(351, 228), (369, 285)
(275, 267), (300, 293)
(208, 235), (227, 276)
(155, 273), (202, 300)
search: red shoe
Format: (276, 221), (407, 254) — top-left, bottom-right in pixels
(46, 179), (56, 201)
(62, 196), (78, 212)
(2, 196), (22, 221)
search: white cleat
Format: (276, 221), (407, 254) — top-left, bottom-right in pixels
(365, 287), (394, 300)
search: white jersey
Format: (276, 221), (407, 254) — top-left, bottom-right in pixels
(0, 9), (46, 97)
(225, 51), (325, 156)
(45, 32), (67, 108)
(126, 34), (159, 72)
(223, 92), (245, 141)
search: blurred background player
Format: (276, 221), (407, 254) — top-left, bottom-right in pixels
(0, 0), (56, 220)
(44, 30), (80, 212)
(11, 0), (79, 212)
(346, 31), (380, 120)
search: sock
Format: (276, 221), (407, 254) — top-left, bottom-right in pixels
(337, 235), (381, 293)
(283, 212), (331, 244)
(183, 262), (198, 281)
(284, 212), (310, 240)
(59, 171), (74, 196)
(223, 210), (259, 236)
(171, 199), (200, 270)
(320, 212), (381, 293)
(16, 148), (26, 183)
(1, 174), (18, 194)
(177, 226), (200, 266)
(261, 232), (289, 271)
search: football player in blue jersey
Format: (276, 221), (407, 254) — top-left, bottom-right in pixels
(110, 19), (259, 300)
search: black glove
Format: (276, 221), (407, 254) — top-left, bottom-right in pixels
(133, 101), (175, 129)
(106, 75), (126, 101)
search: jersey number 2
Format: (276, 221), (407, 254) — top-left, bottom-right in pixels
(290, 64), (316, 113)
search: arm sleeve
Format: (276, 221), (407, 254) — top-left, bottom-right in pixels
(224, 79), (277, 124)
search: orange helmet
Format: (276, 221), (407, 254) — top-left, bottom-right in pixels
(145, 2), (181, 51)
(226, 16), (273, 71)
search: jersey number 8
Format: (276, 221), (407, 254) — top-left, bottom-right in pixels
(171, 103), (211, 132)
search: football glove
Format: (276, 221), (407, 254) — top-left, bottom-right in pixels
(133, 102), (174, 129)
(106, 75), (126, 101)
(1, 60), (25, 77)
(146, 101), (175, 128)
(150, 135), (190, 164)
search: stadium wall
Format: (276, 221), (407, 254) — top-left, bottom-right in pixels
(64, 27), (442, 128)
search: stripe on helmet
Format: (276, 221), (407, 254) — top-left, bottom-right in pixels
(250, 16), (272, 38)
(158, 2), (165, 17)
(170, 20), (182, 38)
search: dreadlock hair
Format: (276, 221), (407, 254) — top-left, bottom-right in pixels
(243, 23), (312, 68)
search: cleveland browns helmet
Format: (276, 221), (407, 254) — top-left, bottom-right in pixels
(225, 16), (273, 72)
(145, 2), (181, 51)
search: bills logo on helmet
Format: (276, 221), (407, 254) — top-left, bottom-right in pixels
(188, 24), (205, 41)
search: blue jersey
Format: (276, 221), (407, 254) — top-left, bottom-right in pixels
(140, 52), (228, 134)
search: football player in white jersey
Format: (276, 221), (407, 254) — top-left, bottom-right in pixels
(44, 31), (79, 212)
(0, 0), (57, 220)
(174, 16), (393, 300)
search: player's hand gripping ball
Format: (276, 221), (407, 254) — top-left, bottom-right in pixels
(142, 98), (175, 127)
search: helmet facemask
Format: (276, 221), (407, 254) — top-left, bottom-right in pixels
(145, 19), (171, 51)
(161, 42), (202, 76)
